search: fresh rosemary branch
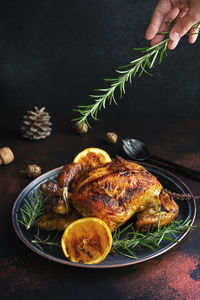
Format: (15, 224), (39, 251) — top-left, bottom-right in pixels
(28, 215), (194, 260)
(73, 38), (169, 127)
(18, 190), (48, 230)
(111, 217), (194, 259)
(73, 22), (200, 127)
(31, 228), (61, 251)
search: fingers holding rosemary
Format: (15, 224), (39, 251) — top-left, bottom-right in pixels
(146, 0), (200, 50)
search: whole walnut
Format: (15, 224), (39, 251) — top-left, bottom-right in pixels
(105, 132), (118, 144)
(24, 164), (42, 178)
(75, 121), (88, 134)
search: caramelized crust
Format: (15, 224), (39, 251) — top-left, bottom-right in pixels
(58, 163), (82, 188)
(40, 180), (62, 197)
(71, 160), (162, 232)
(36, 209), (81, 231)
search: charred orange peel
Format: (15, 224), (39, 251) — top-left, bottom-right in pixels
(61, 217), (113, 264)
(73, 147), (112, 169)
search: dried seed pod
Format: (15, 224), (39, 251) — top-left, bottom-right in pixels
(0, 147), (14, 165)
(24, 164), (42, 178)
(75, 121), (88, 134)
(105, 132), (118, 144)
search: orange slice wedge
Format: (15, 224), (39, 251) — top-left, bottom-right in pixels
(73, 147), (112, 169)
(61, 217), (113, 264)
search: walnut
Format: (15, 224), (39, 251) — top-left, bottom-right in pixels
(105, 132), (118, 144)
(75, 121), (88, 134)
(24, 164), (42, 178)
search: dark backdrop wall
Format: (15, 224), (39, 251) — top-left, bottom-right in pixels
(0, 0), (199, 132)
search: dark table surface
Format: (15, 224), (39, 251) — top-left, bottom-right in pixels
(0, 0), (200, 299)
(1, 113), (200, 300)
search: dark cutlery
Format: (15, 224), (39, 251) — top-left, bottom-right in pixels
(122, 138), (200, 181)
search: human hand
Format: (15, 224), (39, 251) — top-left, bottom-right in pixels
(145, 0), (200, 50)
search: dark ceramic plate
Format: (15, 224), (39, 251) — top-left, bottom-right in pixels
(12, 163), (196, 269)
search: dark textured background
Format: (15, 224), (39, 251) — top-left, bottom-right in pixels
(0, 0), (199, 130)
(0, 1), (200, 300)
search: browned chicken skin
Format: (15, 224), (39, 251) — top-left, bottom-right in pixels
(40, 157), (179, 232)
(36, 209), (81, 231)
(70, 158), (179, 231)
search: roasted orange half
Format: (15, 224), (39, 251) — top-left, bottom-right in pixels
(73, 147), (112, 169)
(61, 217), (113, 264)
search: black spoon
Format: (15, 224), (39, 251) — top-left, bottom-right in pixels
(122, 138), (200, 181)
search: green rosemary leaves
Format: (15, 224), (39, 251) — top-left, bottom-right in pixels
(73, 22), (200, 127)
(18, 189), (48, 230)
(17, 189), (195, 260)
(31, 228), (61, 251)
(111, 217), (193, 259)
(72, 39), (169, 127)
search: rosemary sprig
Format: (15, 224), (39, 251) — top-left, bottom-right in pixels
(28, 215), (194, 261)
(73, 38), (169, 127)
(73, 22), (200, 127)
(111, 217), (194, 259)
(31, 227), (61, 251)
(18, 190), (48, 230)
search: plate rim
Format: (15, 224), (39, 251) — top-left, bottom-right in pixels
(12, 162), (197, 269)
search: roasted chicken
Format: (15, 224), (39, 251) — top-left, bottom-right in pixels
(39, 156), (179, 232)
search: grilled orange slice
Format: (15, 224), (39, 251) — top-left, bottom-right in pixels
(61, 217), (113, 264)
(73, 147), (112, 169)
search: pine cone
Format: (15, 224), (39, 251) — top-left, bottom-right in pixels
(21, 106), (52, 140)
